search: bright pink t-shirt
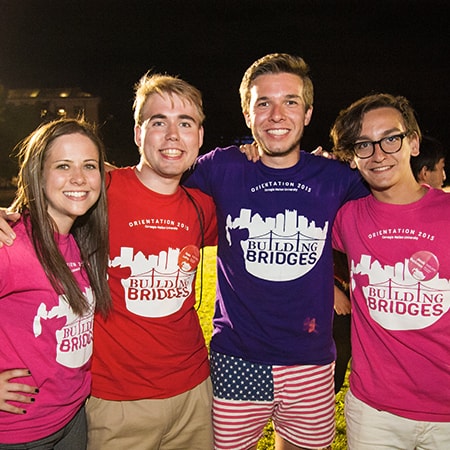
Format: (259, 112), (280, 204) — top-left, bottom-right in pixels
(333, 188), (450, 421)
(0, 218), (94, 444)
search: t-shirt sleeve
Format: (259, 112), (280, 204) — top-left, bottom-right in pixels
(200, 194), (218, 247)
(184, 151), (215, 195)
(332, 207), (346, 253)
(343, 167), (370, 203)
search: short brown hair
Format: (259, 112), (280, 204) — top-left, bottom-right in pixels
(239, 53), (314, 115)
(330, 93), (422, 163)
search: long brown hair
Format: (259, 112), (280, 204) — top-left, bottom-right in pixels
(11, 118), (111, 316)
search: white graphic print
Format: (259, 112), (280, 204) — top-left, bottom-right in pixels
(33, 287), (94, 368)
(111, 245), (199, 318)
(353, 253), (450, 330)
(226, 208), (328, 281)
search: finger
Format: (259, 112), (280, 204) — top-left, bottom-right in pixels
(0, 368), (31, 381)
(3, 390), (37, 403)
(5, 211), (20, 222)
(0, 220), (17, 247)
(7, 382), (39, 395)
(0, 401), (28, 414)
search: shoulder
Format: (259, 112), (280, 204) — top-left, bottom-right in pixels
(302, 151), (356, 174)
(196, 146), (243, 165)
(109, 166), (134, 180)
(424, 187), (450, 208)
(107, 167), (138, 193)
(337, 195), (369, 216)
(0, 219), (33, 258)
(182, 186), (215, 209)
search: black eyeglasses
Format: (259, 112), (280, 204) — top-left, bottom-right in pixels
(353, 132), (410, 159)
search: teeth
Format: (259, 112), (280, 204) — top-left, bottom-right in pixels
(372, 166), (391, 172)
(65, 192), (87, 198)
(161, 149), (182, 156)
(268, 129), (288, 136)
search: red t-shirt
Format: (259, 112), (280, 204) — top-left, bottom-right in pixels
(91, 168), (217, 400)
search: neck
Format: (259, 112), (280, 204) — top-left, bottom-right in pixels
(135, 163), (181, 195)
(371, 180), (428, 205)
(260, 149), (301, 169)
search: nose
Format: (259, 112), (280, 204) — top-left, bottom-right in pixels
(70, 167), (87, 185)
(269, 104), (284, 122)
(372, 141), (386, 161)
(166, 122), (179, 140)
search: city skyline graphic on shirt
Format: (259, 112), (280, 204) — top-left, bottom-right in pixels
(33, 288), (94, 368)
(226, 208), (328, 281)
(353, 254), (450, 330)
(111, 246), (197, 318)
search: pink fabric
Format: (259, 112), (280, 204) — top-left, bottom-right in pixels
(333, 188), (450, 421)
(0, 218), (93, 443)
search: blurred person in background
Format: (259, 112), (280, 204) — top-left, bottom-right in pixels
(410, 134), (447, 189)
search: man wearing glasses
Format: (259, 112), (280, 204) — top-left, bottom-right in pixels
(331, 93), (450, 449)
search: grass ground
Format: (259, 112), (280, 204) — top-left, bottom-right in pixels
(196, 246), (348, 449)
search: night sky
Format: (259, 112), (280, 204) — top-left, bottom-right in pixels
(1, 0), (449, 166)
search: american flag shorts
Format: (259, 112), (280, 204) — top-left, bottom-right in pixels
(210, 350), (335, 450)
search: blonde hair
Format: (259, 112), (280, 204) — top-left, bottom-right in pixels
(133, 72), (205, 125)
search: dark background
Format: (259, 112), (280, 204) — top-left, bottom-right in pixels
(1, 0), (449, 167)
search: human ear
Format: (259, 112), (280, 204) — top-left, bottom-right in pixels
(243, 112), (252, 129)
(134, 125), (142, 147)
(409, 132), (420, 157)
(304, 106), (313, 126)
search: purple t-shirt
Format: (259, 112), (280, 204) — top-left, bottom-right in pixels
(186, 146), (368, 365)
(0, 218), (94, 444)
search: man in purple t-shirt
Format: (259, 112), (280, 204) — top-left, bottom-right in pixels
(186, 53), (368, 450)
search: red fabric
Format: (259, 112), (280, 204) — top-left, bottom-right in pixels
(91, 168), (217, 400)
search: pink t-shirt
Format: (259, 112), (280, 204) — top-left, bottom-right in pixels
(0, 218), (94, 444)
(333, 188), (450, 422)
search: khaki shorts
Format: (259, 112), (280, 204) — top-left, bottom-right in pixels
(86, 378), (213, 450)
(345, 389), (450, 449)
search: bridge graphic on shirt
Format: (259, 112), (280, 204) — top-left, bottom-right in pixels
(352, 254), (450, 330)
(226, 208), (328, 282)
(112, 246), (197, 318)
(33, 288), (94, 368)
(247, 229), (323, 246)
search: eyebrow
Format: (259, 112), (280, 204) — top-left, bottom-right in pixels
(256, 94), (302, 102)
(357, 127), (404, 140)
(147, 113), (197, 122)
(52, 158), (99, 163)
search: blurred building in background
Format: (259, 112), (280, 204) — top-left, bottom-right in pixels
(6, 87), (100, 123)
